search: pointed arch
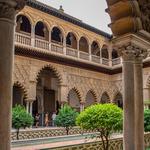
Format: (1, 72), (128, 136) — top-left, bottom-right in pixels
(13, 81), (28, 107)
(100, 92), (110, 103)
(67, 87), (82, 112)
(66, 32), (77, 49)
(91, 41), (100, 56)
(36, 64), (63, 85)
(101, 44), (109, 59)
(113, 92), (123, 108)
(79, 36), (89, 53)
(85, 89), (97, 107)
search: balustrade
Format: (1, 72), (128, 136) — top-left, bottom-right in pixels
(35, 38), (49, 50)
(112, 58), (121, 66)
(14, 32), (125, 67)
(102, 58), (109, 66)
(15, 33), (31, 46)
(79, 51), (89, 60)
(66, 47), (78, 58)
(51, 43), (63, 54)
(91, 55), (100, 64)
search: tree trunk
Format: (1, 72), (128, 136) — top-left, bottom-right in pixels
(16, 128), (20, 140)
(66, 127), (69, 135)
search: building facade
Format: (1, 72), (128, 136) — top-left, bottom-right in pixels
(13, 0), (150, 125)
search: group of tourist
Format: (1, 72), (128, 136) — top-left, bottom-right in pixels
(35, 111), (57, 128)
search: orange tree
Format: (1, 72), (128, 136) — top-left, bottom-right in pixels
(12, 105), (34, 140)
(76, 104), (123, 150)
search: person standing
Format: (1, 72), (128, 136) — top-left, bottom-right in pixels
(45, 112), (49, 127)
(52, 111), (57, 127)
(35, 113), (40, 128)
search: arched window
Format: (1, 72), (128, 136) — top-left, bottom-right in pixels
(85, 91), (96, 107)
(101, 45), (109, 59)
(114, 92), (123, 108)
(16, 15), (31, 34)
(66, 32), (77, 49)
(51, 27), (63, 44)
(91, 41), (100, 56)
(35, 21), (49, 40)
(101, 92), (110, 104)
(68, 89), (80, 112)
(79, 37), (89, 53)
(112, 49), (119, 59)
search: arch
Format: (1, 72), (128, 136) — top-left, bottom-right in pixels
(91, 41), (100, 56)
(35, 21), (49, 40)
(36, 64), (62, 85)
(13, 81), (28, 107)
(112, 49), (119, 59)
(79, 36), (89, 53)
(35, 66), (62, 125)
(16, 15), (31, 34)
(66, 32), (77, 49)
(67, 88), (82, 112)
(113, 92), (123, 108)
(85, 90), (97, 107)
(51, 26), (63, 44)
(100, 92), (110, 104)
(101, 45), (109, 59)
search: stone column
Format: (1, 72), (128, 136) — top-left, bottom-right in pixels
(31, 24), (35, 47)
(0, 1), (25, 149)
(63, 35), (66, 55)
(80, 103), (84, 112)
(120, 46), (136, 149)
(29, 101), (33, 116)
(77, 39), (80, 58)
(89, 44), (92, 61)
(134, 50), (147, 150)
(26, 101), (29, 113)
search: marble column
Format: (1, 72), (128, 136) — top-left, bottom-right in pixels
(31, 25), (35, 47)
(0, 1), (25, 149)
(121, 47), (136, 150)
(29, 101), (33, 116)
(134, 54), (146, 150)
(26, 101), (29, 113)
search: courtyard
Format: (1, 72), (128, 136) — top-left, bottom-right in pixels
(0, 0), (150, 150)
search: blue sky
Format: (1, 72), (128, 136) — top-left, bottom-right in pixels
(37, 0), (111, 34)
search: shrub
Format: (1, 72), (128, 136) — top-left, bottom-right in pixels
(12, 105), (34, 140)
(55, 104), (79, 135)
(144, 109), (150, 132)
(76, 104), (123, 150)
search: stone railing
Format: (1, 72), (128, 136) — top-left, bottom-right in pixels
(112, 58), (121, 66)
(51, 43), (63, 54)
(102, 58), (109, 66)
(66, 47), (78, 58)
(35, 38), (49, 50)
(79, 51), (89, 60)
(15, 32), (122, 67)
(15, 32), (31, 46)
(91, 55), (100, 63)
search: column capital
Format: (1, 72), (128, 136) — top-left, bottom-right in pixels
(0, 0), (26, 20)
(117, 44), (148, 61)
